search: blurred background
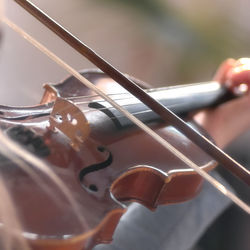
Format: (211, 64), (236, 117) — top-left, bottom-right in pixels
(1, 0), (250, 106)
(0, 0), (249, 249)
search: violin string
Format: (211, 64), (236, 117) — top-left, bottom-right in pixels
(56, 89), (192, 121)
(66, 92), (133, 102)
(60, 81), (212, 104)
(4, 98), (188, 123)
(64, 84), (176, 103)
(69, 95), (141, 105)
(64, 84), (184, 104)
(40, 86), (189, 122)
(65, 90), (158, 111)
(3, 17), (249, 214)
(79, 103), (184, 121)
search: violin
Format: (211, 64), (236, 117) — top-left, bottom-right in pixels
(0, 1), (249, 250)
(0, 69), (224, 250)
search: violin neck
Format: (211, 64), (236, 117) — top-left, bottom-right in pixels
(89, 81), (230, 128)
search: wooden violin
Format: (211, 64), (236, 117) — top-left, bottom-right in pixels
(0, 69), (231, 250)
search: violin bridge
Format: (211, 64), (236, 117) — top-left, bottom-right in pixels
(49, 97), (90, 151)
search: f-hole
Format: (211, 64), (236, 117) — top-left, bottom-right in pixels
(79, 146), (113, 192)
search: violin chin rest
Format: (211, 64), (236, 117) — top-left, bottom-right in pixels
(110, 165), (206, 209)
(110, 165), (169, 210)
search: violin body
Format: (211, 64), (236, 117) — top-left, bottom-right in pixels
(0, 70), (217, 249)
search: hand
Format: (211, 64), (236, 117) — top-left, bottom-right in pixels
(193, 58), (250, 148)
